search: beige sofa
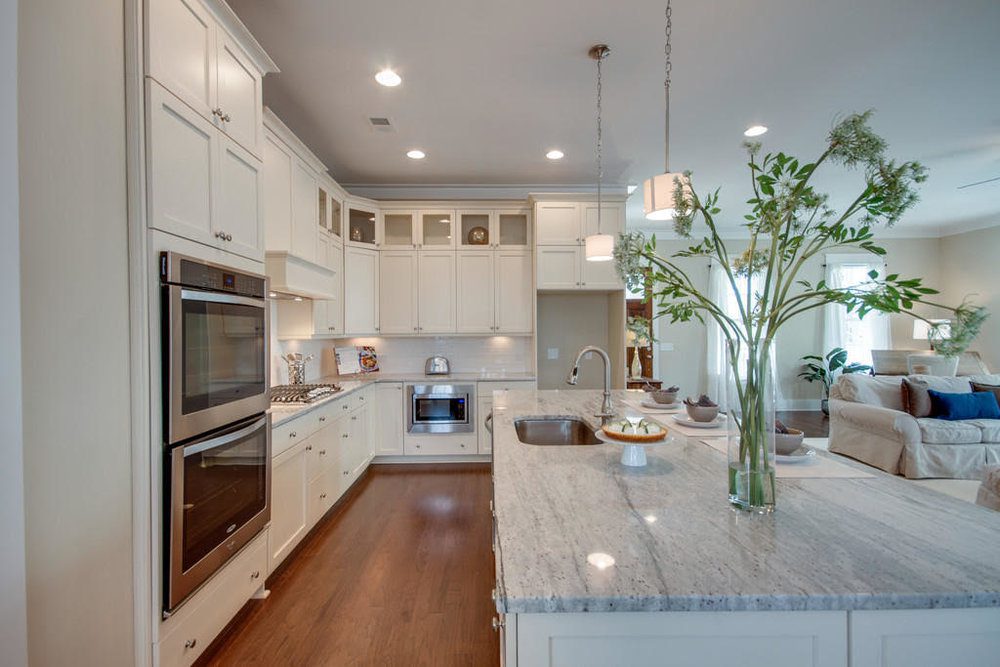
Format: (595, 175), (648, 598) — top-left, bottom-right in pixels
(828, 373), (1000, 479)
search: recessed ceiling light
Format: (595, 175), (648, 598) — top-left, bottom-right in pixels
(744, 125), (768, 137)
(546, 149), (565, 160)
(406, 149), (426, 160)
(586, 552), (616, 570)
(375, 68), (401, 87)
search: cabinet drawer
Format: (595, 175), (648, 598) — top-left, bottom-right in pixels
(307, 473), (335, 525)
(272, 413), (320, 458)
(158, 530), (267, 667)
(405, 434), (477, 456)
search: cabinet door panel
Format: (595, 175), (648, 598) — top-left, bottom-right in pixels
(536, 246), (580, 290)
(375, 384), (404, 456)
(345, 248), (379, 334)
(290, 159), (318, 263)
(268, 441), (308, 572)
(216, 134), (263, 260)
(147, 0), (216, 120)
(378, 252), (418, 333)
(581, 253), (622, 289)
(323, 249), (344, 335)
(582, 203), (624, 237)
(457, 252), (495, 333)
(535, 203), (581, 245)
(495, 250), (533, 333)
(147, 82), (215, 246)
(262, 134), (292, 251)
(418, 252), (457, 333)
(216, 35), (262, 157)
(478, 398), (493, 454)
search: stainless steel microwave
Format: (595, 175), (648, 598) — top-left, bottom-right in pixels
(161, 252), (270, 444)
(407, 384), (475, 434)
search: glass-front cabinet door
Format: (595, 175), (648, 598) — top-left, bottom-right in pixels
(496, 209), (530, 248)
(318, 186), (329, 234)
(457, 211), (492, 250)
(419, 210), (455, 248)
(346, 204), (378, 247)
(328, 194), (342, 242)
(382, 211), (417, 249)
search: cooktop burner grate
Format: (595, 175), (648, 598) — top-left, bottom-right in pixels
(270, 383), (342, 404)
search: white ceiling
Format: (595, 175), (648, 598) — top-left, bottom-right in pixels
(229, 0), (1000, 234)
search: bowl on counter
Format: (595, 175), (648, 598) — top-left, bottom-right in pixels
(685, 403), (720, 423)
(774, 427), (805, 455)
(649, 388), (678, 405)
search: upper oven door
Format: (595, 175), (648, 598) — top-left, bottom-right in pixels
(166, 285), (269, 444)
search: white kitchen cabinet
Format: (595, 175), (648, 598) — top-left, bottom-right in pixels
(457, 209), (530, 250)
(477, 398), (493, 455)
(378, 251), (418, 334)
(268, 438), (309, 573)
(419, 210), (457, 248)
(147, 0), (265, 157)
(417, 251), (457, 333)
(580, 252), (623, 289)
(346, 203), (380, 248)
(582, 203), (625, 238)
(404, 433), (478, 456)
(216, 133), (262, 260)
(495, 250), (533, 333)
(535, 202), (582, 245)
(344, 247), (380, 335)
(262, 132), (293, 250)
(215, 32), (262, 156)
(457, 251), (495, 333)
(147, 81), (215, 248)
(373, 383), (405, 455)
(290, 159), (318, 264)
(536, 246), (580, 290)
(381, 211), (418, 249)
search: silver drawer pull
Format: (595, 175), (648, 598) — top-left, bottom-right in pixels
(342, 433), (348, 439)
(319, 416), (326, 422)
(320, 493), (327, 499)
(289, 431), (297, 438)
(319, 449), (327, 455)
(251, 570), (260, 580)
(184, 639), (197, 649)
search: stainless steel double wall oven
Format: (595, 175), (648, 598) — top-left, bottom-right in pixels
(160, 252), (271, 611)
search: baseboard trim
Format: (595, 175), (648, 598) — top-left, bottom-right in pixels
(373, 454), (491, 464)
(777, 399), (824, 411)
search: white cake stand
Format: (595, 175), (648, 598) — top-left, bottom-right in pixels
(596, 429), (670, 467)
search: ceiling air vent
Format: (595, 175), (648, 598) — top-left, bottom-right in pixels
(368, 116), (394, 132)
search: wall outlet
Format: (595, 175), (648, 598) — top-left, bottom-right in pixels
(547, 347), (559, 360)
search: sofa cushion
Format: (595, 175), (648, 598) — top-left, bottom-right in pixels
(971, 382), (1000, 407)
(908, 375), (974, 394)
(834, 374), (905, 411)
(901, 377), (932, 418)
(916, 418), (983, 444)
(928, 390), (1000, 420)
(968, 374), (1000, 386)
(969, 420), (1000, 444)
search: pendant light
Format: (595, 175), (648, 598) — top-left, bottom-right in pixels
(643, 0), (688, 221)
(585, 44), (614, 262)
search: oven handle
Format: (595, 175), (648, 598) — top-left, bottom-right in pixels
(180, 288), (266, 309)
(182, 416), (268, 458)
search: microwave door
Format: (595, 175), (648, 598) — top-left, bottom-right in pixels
(167, 287), (269, 443)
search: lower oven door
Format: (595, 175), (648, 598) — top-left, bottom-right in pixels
(165, 413), (271, 611)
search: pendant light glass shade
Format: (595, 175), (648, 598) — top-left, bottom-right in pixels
(643, 171), (689, 221)
(585, 233), (615, 262)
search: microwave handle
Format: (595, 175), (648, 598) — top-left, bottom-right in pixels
(182, 416), (268, 458)
(180, 288), (265, 309)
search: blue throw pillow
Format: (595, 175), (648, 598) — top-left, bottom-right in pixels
(927, 389), (1000, 420)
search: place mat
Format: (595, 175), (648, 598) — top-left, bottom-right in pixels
(698, 438), (875, 479)
(622, 400), (738, 436)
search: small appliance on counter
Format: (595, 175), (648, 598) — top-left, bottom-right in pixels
(282, 353), (314, 385)
(424, 356), (451, 375)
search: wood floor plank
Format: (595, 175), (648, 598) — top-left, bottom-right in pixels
(199, 463), (499, 667)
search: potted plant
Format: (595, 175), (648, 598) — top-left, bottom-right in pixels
(908, 303), (988, 374)
(798, 348), (871, 415)
(615, 110), (987, 512)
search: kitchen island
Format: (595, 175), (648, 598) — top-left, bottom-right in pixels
(491, 389), (1000, 667)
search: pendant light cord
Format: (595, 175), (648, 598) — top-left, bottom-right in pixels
(596, 48), (604, 233)
(664, 0), (672, 173)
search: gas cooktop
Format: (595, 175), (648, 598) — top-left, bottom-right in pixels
(270, 383), (342, 405)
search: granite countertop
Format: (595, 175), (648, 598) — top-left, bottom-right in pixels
(492, 389), (1000, 614)
(269, 371), (536, 427)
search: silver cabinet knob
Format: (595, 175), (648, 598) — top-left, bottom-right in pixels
(212, 108), (223, 118)
(319, 416), (326, 422)
(225, 233), (232, 241)
(185, 639), (198, 649)
(289, 431), (297, 438)
(222, 113), (231, 123)
(343, 470), (349, 475)
(320, 493), (327, 499)
(319, 449), (326, 456)
(305, 445), (312, 451)
(351, 415), (357, 421)
(251, 570), (260, 580)
(341, 433), (348, 439)
(342, 404), (349, 410)
(359, 396), (365, 401)
(214, 231), (224, 239)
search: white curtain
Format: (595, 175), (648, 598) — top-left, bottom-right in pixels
(822, 254), (892, 367)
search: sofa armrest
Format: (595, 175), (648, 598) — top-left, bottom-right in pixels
(829, 399), (920, 444)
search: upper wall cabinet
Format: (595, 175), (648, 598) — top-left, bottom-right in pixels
(456, 209), (531, 250)
(535, 202), (583, 245)
(146, 0), (273, 158)
(346, 203), (380, 248)
(534, 199), (625, 291)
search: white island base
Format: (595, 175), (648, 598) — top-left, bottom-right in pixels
(501, 607), (1000, 667)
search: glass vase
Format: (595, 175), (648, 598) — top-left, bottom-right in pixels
(725, 341), (776, 513)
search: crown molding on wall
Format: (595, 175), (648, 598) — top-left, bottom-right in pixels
(343, 183), (630, 201)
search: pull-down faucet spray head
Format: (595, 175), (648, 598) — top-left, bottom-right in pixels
(566, 365), (580, 385)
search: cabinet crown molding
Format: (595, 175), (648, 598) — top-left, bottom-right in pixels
(203, 0), (279, 74)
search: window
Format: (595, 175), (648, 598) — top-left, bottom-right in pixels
(823, 254), (891, 366)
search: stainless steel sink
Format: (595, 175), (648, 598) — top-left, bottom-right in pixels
(514, 417), (602, 446)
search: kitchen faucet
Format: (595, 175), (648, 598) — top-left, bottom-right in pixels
(566, 345), (615, 425)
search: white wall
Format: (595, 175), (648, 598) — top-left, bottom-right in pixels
(649, 237), (943, 408)
(18, 0), (135, 664)
(536, 293), (612, 390)
(940, 225), (1000, 371)
(1, 0), (28, 664)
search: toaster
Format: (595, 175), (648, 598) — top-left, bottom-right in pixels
(424, 356), (451, 375)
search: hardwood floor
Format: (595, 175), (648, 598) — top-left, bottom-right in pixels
(776, 410), (829, 438)
(200, 463), (499, 667)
